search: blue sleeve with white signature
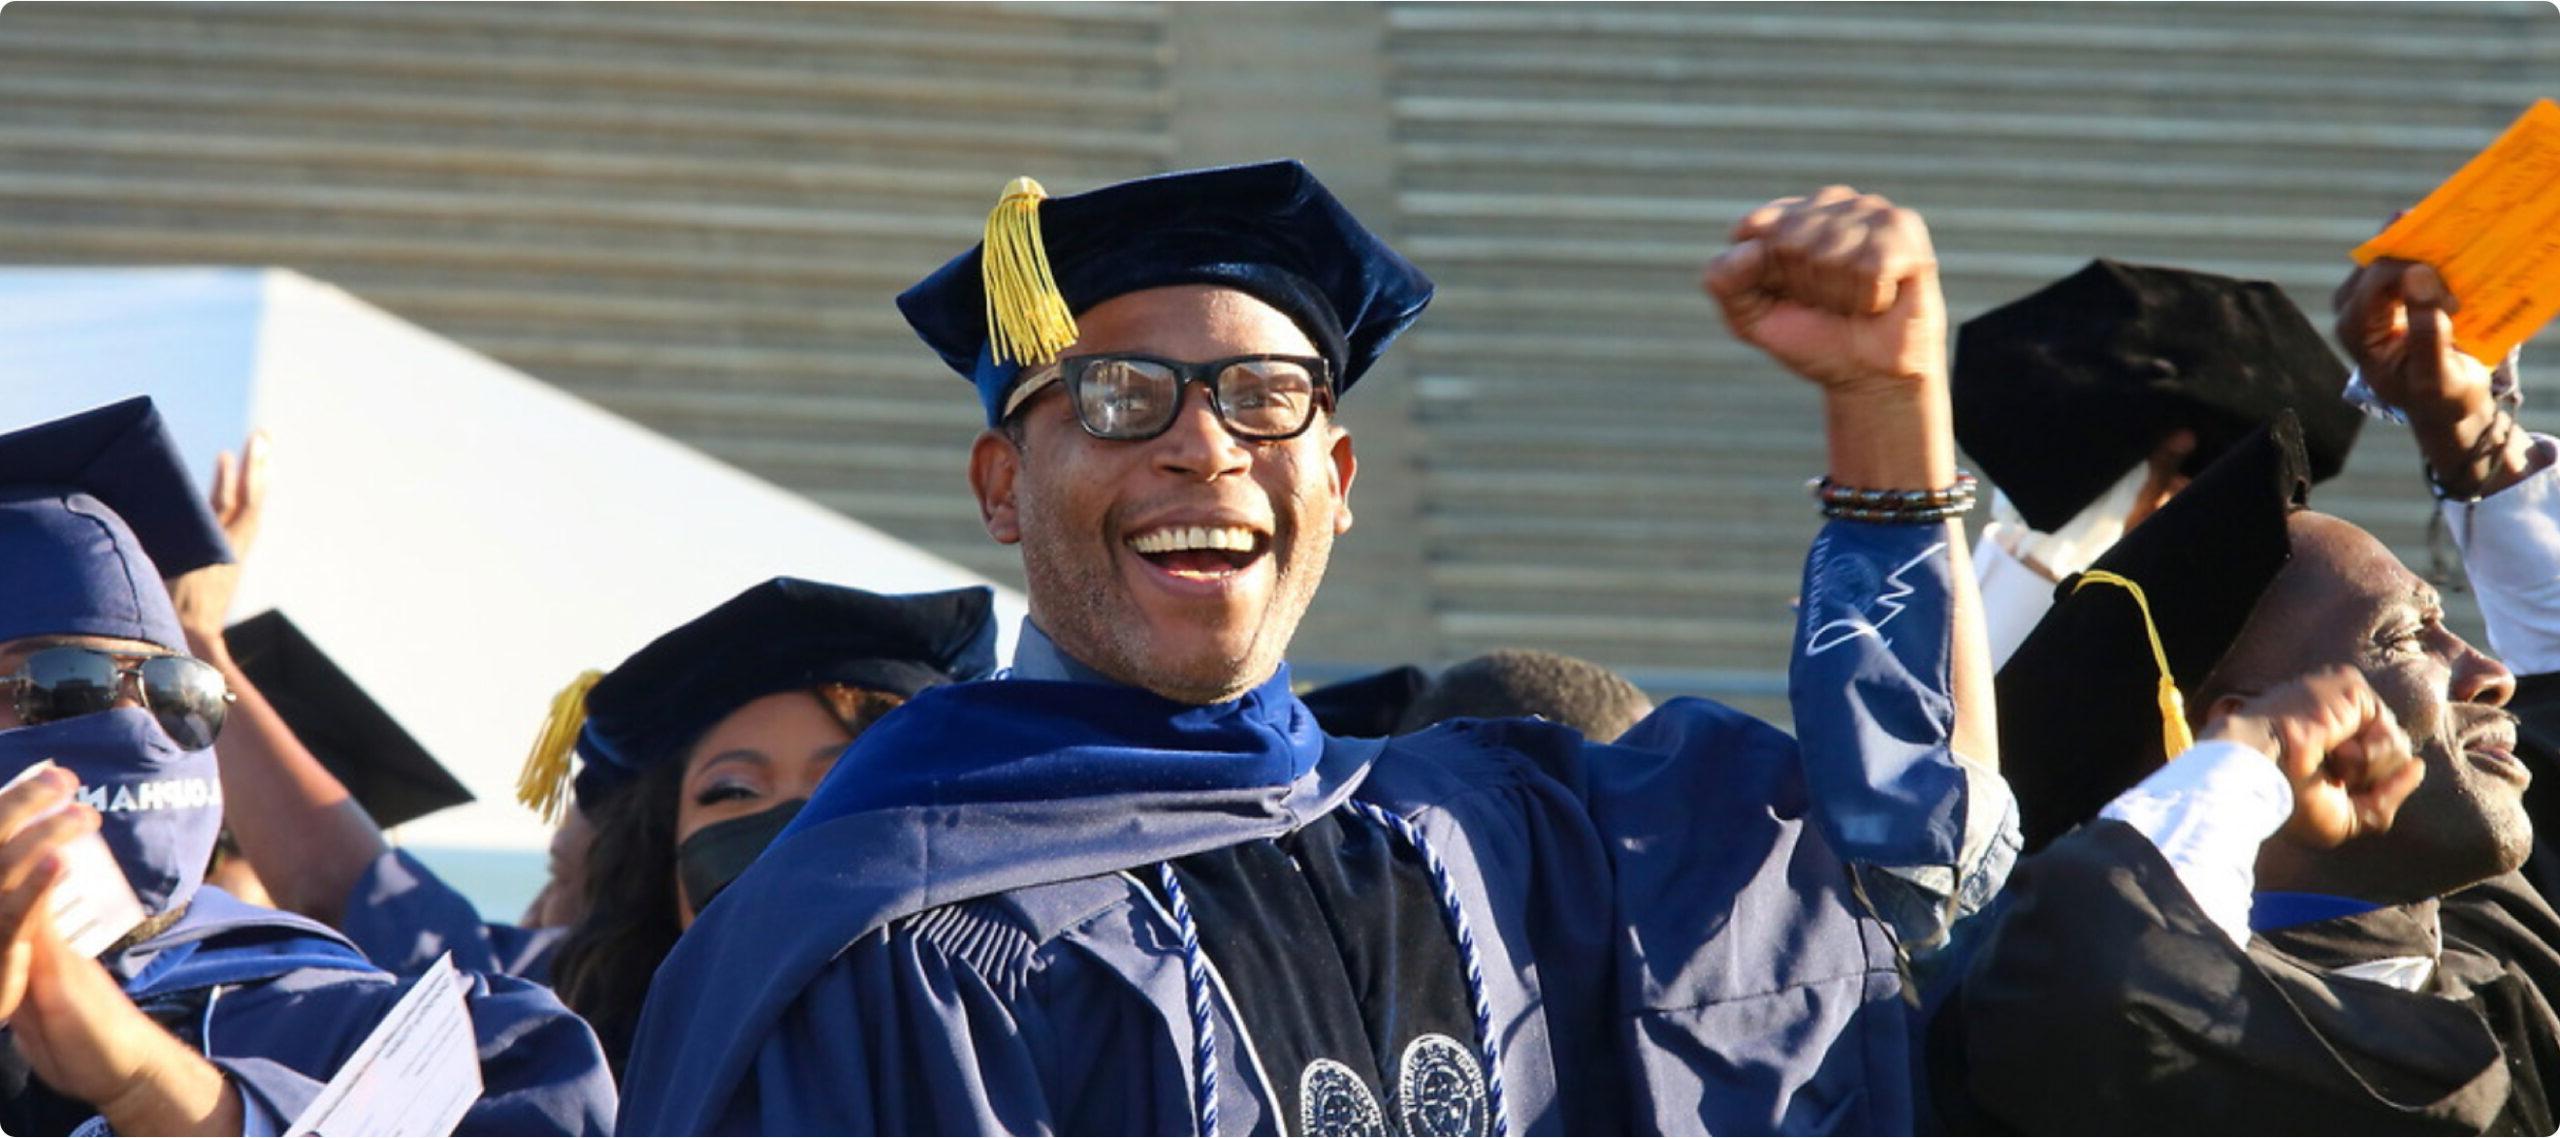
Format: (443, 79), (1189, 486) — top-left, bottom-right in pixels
(1789, 519), (1967, 867)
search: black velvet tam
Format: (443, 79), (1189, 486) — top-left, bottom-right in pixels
(225, 609), (471, 829)
(897, 160), (1435, 425)
(571, 579), (999, 811)
(1997, 415), (2311, 852)
(1954, 260), (2360, 532)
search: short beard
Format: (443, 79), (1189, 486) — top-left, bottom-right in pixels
(1021, 514), (1330, 708)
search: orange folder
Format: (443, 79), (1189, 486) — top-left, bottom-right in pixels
(2354, 99), (2560, 364)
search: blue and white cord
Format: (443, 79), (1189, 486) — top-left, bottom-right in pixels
(1348, 800), (1511, 1136)
(1158, 802), (1512, 1136)
(1159, 860), (1222, 1137)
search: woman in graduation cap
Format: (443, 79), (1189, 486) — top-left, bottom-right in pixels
(524, 578), (999, 1072)
(0, 397), (615, 1135)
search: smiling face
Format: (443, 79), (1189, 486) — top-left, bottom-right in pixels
(969, 285), (1358, 705)
(2209, 512), (2525, 902)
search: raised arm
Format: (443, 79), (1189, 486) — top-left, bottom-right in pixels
(1703, 187), (1996, 767)
(2335, 257), (2560, 675)
(165, 433), (389, 924)
(1700, 191), (2008, 932)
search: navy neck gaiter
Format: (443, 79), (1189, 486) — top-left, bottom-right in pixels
(0, 707), (221, 918)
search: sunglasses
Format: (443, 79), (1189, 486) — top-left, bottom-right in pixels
(1, 646), (233, 750)
(1004, 353), (1335, 442)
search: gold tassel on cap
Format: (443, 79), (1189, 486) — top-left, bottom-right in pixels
(2071, 570), (2197, 760)
(516, 669), (604, 823)
(981, 175), (1079, 367)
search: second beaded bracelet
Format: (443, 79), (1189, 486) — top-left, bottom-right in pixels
(1810, 470), (1979, 524)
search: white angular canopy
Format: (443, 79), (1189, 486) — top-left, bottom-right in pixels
(0, 267), (1023, 854)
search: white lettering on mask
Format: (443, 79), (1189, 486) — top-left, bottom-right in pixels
(74, 778), (219, 814)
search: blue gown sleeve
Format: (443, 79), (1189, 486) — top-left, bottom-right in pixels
(340, 849), (561, 981)
(198, 965), (614, 1135)
(454, 970), (617, 1135)
(208, 1056), (318, 1136)
(1788, 518), (2019, 949)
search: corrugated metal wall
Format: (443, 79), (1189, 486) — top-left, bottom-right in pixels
(2, 1), (2552, 722)
(0, 1), (1176, 586)
(1384, 1), (2560, 715)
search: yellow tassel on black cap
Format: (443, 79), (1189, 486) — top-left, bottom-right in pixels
(516, 669), (603, 824)
(981, 176), (1079, 368)
(2072, 570), (2197, 760)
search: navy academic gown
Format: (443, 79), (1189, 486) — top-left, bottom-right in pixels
(17, 886), (615, 1136)
(621, 522), (2008, 1136)
(341, 848), (563, 982)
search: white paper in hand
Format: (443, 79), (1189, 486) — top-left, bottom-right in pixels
(285, 953), (483, 1138)
(0, 762), (146, 959)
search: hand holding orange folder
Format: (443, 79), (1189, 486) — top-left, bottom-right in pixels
(2355, 99), (2560, 365)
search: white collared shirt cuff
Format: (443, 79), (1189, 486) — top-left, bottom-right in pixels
(2100, 739), (2292, 950)
(2442, 432), (2560, 674)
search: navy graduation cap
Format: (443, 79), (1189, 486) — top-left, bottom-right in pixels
(1953, 259), (2361, 533)
(0, 397), (232, 650)
(0, 397), (239, 917)
(516, 578), (1001, 820)
(897, 160), (1436, 425)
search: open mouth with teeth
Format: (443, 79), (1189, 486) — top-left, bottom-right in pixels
(1127, 524), (1270, 580)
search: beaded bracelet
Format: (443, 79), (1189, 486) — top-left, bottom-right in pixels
(2422, 404), (2516, 504)
(1810, 470), (1978, 524)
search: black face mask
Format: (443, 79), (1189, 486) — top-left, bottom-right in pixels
(676, 798), (806, 917)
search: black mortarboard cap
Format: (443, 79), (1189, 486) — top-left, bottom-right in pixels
(1998, 414), (2311, 853)
(0, 397), (232, 649)
(1300, 665), (1430, 738)
(1954, 259), (2361, 532)
(898, 160), (1436, 425)
(224, 610), (471, 829)
(568, 579), (1000, 811)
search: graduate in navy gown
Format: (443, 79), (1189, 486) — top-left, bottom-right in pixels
(0, 397), (614, 1135)
(622, 165), (2019, 1135)
(528, 578), (999, 1072)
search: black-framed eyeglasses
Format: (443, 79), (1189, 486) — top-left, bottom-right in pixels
(1, 646), (233, 750)
(1003, 353), (1335, 442)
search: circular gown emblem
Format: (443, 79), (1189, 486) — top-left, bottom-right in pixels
(1394, 1033), (1488, 1136)
(1299, 1058), (1388, 1137)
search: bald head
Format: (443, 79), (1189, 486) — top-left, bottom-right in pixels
(2205, 511), (2526, 902)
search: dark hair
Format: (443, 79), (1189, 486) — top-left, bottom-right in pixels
(547, 754), (680, 1076)
(546, 684), (908, 1075)
(1397, 649), (1653, 742)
